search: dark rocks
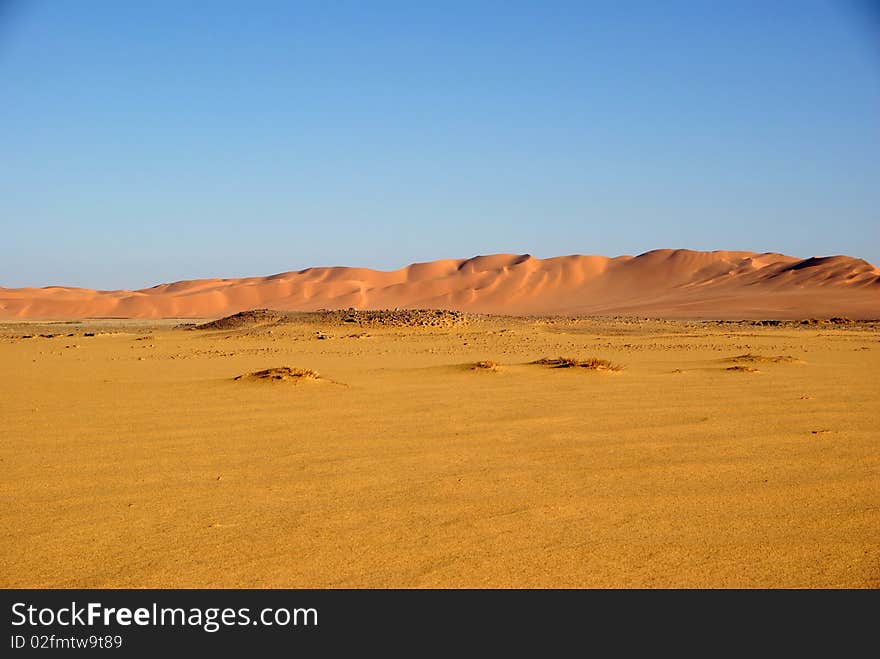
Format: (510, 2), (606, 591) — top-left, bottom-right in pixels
(195, 309), (286, 330)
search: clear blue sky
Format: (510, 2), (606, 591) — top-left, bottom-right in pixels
(2, 0), (879, 289)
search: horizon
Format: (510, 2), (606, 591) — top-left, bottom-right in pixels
(2, 1), (879, 289)
(3, 246), (877, 293)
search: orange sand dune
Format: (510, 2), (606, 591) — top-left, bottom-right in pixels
(1, 249), (878, 319)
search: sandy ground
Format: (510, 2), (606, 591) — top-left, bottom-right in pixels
(1, 314), (878, 588)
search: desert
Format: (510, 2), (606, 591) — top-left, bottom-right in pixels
(3, 2), (878, 647)
(1, 290), (878, 587)
(2, 249), (879, 321)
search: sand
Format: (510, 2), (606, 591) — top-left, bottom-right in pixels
(1, 313), (878, 588)
(2, 249), (878, 319)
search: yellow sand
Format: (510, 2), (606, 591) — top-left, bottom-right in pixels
(1, 316), (878, 588)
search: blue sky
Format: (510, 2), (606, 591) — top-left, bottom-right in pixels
(2, 0), (878, 289)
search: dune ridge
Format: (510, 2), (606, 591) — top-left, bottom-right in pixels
(1, 249), (878, 319)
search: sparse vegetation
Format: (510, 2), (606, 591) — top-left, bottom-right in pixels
(472, 360), (501, 371)
(726, 365), (759, 373)
(725, 353), (800, 364)
(234, 367), (320, 382)
(532, 356), (623, 371)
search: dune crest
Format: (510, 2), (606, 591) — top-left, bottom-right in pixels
(1, 249), (877, 319)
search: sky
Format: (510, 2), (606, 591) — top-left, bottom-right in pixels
(1, 0), (879, 289)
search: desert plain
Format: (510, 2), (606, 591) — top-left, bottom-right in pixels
(1, 309), (878, 588)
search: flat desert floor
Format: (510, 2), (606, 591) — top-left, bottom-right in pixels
(1, 312), (878, 588)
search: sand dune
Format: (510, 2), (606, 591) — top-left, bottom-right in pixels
(1, 249), (878, 319)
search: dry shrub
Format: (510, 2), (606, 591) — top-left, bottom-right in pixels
(235, 367), (320, 382)
(472, 360), (501, 371)
(532, 356), (623, 372)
